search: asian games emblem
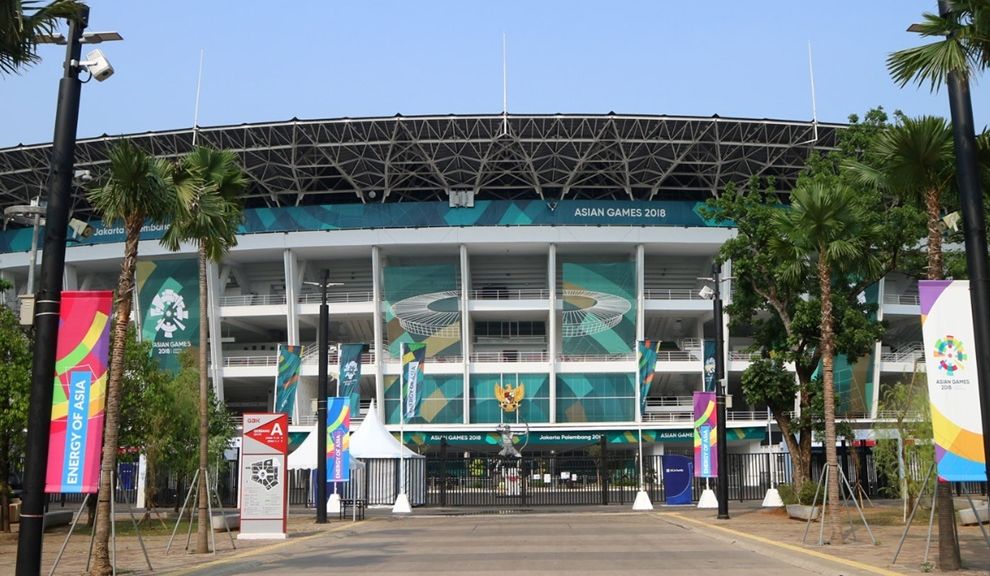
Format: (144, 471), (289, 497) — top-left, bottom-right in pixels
(704, 356), (716, 379)
(343, 360), (359, 382)
(149, 288), (189, 338)
(933, 335), (967, 376)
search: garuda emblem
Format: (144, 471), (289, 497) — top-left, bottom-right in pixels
(494, 382), (525, 412)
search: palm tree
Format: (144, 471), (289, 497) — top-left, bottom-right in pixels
(86, 140), (178, 576)
(888, 0), (990, 91)
(162, 146), (246, 554)
(0, 0), (82, 74)
(772, 182), (880, 544)
(844, 115), (956, 279)
(889, 5), (990, 567)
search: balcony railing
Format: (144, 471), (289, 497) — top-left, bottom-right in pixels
(558, 353), (636, 362)
(883, 293), (920, 306)
(880, 342), (924, 364)
(471, 288), (549, 300)
(728, 351), (762, 361)
(470, 351), (550, 362)
(220, 294), (287, 306)
(297, 291), (375, 304)
(643, 288), (707, 300)
(223, 355), (279, 367)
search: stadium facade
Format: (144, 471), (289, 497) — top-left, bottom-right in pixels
(0, 114), (923, 456)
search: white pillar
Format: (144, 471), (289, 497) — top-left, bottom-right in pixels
(207, 260), (225, 402)
(372, 246), (385, 420)
(283, 249), (300, 345)
(460, 244), (471, 424)
(548, 243), (557, 423)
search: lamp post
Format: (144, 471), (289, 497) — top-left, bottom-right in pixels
(935, 0), (990, 490)
(703, 262), (730, 520)
(306, 271), (342, 524)
(15, 9), (86, 574)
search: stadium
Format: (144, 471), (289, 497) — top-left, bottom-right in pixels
(0, 113), (919, 477)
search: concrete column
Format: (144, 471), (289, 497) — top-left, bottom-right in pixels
(548, 244), (557, 423)
(207, 260), (225, 402)
(283, 249), (300, 345)
(372, 246), (385, 420)
(460, 244), (471, 424)
(871, 278), (886, 419)
(636, 245), (645, 341)
(62, 264), (78, 291)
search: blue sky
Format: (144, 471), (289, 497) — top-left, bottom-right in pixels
(2, 0), (986, 148)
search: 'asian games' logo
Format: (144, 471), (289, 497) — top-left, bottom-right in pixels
(343, 360), (359, 382)
(149, 288), (189, 338)
(933, 335), (967, 376)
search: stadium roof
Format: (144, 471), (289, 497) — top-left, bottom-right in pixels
(0, 113), (841, 221)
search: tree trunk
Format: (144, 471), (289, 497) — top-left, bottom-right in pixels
(1, 398), (10, 533)
(818, 253), (842, 545)
(196, 246), (210, 553)
(776, 414), (809, 487)
(924, 192), (961, 569)
(90, 216), (143, 576)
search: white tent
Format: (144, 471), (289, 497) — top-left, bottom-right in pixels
(285, 400), (425, 506)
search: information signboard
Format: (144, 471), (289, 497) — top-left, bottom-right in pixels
(238, 413), (288, 539)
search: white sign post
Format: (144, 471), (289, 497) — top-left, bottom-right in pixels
(238, 413), (289, 540)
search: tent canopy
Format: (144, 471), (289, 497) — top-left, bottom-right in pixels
(286, 399), (422, 470)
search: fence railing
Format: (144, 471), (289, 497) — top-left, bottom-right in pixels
(883, 293), (920, 306)
(297, 291), (375, 304)
(470, 288), (549, 300)
(220, 294), (287, 306)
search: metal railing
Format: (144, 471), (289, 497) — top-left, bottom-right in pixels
(642, 288), (706, 300)
(880, 342), (925, 363)
(557, 353), (636, 362)
(222, 355), (279, 367)
(297, 291), (375, 304)
(883, 293), (920, 306)
(728, 351), (761, 361)
(470, 351), (549, 362)
(470, 288), (549, 300)
(219, 294), (287, 306)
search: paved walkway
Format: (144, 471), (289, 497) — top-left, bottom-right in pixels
(1, 500), (988, 575)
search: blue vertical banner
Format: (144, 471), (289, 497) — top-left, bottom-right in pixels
(337, 343), (365, 416)
(274, 344), (303, 420)
(401, 342), (427, 423)
(703, 339), (717, 392)
(637, 340), (660, 415)
(326, 397), (351, 482)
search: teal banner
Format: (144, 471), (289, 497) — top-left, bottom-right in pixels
(408, 427), (766, 447)
(638, 340), (660, 415)
(274, 345), (303, 419)
(703, 339), (717, 392)
(401, 342), (427, 423)
(136, 259), (199, 373)
(337, 343), (365, 416)
(0, 200), (722, 254)
(384, 264), (461, 358)
(561, 261), (636, 355)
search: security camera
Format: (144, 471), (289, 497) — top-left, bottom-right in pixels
(78, 49), (114, 82)
(73, 169), (92, 183)
(68, 218), (95, 239)
(698, 285), (715, 300)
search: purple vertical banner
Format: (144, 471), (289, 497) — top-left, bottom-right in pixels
(693, 391), (718, 478)
(326, 397), (351, 482)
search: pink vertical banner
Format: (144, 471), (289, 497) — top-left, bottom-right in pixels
(693, 391), (718, 478)
(45, 291), (113, 493)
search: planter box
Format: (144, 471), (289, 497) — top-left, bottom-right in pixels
(957, 502), (988, 526)
(211, 511), (240, 532)
(786, 504), (820, 521)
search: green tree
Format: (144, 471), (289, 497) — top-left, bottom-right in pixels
(844, 114), (956, 280)
(0, 281), (31, 532)
(872, 374), (933, 522)
(162, 146), (246, 554)
(86, 140), (179, 576)
(0, 0), (82, 74)
(771, 182), (883, 543)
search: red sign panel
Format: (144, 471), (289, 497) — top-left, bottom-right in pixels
(244, 413), (288, 454)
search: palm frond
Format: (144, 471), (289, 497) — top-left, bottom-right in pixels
(0, 0), (84, 74)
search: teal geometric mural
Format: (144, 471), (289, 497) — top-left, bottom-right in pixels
(383, 263), (462, 358)
(384, 374), (464, 424)
(556, 373), (635, 423)
(469, 374), (550, 424)
(561, 261), (636, 355)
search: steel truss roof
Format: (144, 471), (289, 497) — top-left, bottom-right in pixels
(0, 114), (841, 221)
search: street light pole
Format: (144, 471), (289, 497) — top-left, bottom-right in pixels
(712, 262), (730, 520)
(938, 0), (990, 489)
(310, 271), (343, 524)
(316, 270), (330, 524)
(16, 7), (88, 574)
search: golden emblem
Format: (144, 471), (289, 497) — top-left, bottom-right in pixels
(494, 382), (525, 413)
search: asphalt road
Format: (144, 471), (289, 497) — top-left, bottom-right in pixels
(169, 511), (879, 576)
